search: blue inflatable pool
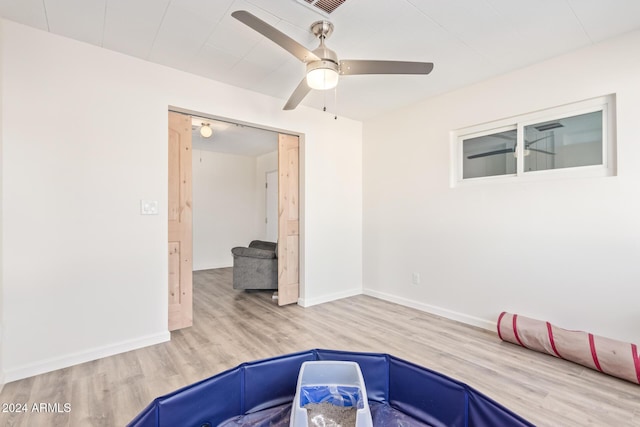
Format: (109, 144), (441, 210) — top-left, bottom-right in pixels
(128, 349), (533, 427)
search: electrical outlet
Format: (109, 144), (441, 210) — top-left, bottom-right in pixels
(412, 272), (421, 285)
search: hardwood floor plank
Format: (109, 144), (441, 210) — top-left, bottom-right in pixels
(69, 373), (114, 427)
(0, 267), (638, 426)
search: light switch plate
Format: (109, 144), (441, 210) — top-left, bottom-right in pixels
(140, 200), (159, 215)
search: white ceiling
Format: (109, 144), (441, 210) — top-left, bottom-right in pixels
(2, 0), (640, 121)
(191, 116), (277, 157)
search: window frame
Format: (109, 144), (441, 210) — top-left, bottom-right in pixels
(451, 95), (616, 186)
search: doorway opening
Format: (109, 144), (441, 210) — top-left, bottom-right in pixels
(190, 115), (279, 273)
(168, 108), (302, 331)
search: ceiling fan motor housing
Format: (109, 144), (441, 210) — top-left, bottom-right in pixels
(307, 35), (339, 90)
(307, 60), (338, 75)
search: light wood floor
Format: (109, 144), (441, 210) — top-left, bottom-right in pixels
(1, 268), (639, 426)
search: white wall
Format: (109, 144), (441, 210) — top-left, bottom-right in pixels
(193, 151), (263, 270)
(0, 19), (362, 382)
(363, 29), (640, 344)
(256, 150), (278, 241)
(0, 18), (4, 390)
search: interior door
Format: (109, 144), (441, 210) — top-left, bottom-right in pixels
(168, 111), (193, 330)
(277, 134), (299, 306)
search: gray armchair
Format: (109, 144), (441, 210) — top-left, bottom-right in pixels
(230, 240), (278, 290)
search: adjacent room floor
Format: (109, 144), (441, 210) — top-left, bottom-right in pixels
(1, 268), (638, 426)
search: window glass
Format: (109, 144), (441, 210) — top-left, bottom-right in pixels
(524, 111), (603, 172)
(463, 129), (517, 179)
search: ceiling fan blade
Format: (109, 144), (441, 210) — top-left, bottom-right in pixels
(467, 148), (514, 159)
(283, 78), (312, 110)
(231, 10), (319, 63)
(528, 148), (556, 155)
(524, 136), (551, 147)
(339, 60), (434, 75)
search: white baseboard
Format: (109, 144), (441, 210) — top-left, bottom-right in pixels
(363, 289), (495, 332)
(3, 331), (170, 383)
(298, 288), (363, 308)
(296, 287), (495, 332)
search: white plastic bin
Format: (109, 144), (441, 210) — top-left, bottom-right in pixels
(290, 361), (373, 427)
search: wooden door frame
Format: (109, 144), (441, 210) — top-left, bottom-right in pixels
(168, 111), (193, 331)
(276, 134), (299, 305)
(167, 106), (304, 311)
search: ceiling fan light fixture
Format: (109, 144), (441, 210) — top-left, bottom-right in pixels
(200, 123), (213, 138)
(306, 61), (339, 90)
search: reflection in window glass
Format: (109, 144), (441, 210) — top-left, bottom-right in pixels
(463, 129), (517, 179)
(524, 111), (603, 172)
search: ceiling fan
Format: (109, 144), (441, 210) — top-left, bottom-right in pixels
(231, 10), (434, 110)
(466, 136), (555, 159)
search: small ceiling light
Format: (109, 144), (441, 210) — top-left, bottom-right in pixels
(306, 61), (339, 90)
(200, 123), (213, 138)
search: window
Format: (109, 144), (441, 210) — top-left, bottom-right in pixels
(453, 95), (615, 184)
(462, 127), (516, 179)
(523, 111), (602, 173)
